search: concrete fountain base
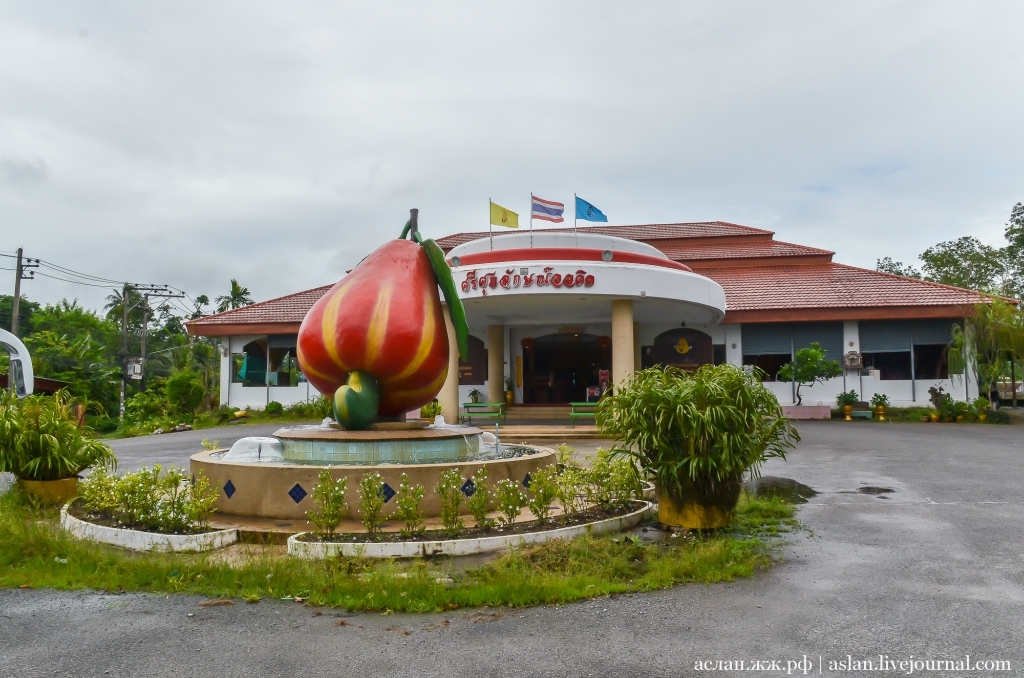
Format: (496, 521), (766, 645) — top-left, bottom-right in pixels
(190, 446), (555, 522)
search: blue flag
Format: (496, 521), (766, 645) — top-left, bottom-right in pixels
(575, 196), (608, 222)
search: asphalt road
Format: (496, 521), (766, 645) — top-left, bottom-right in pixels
(103, 422), (306, 471)
(3, 421), (1023, 677)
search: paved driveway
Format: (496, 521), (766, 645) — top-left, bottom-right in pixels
(2, 422), (1023, 677)
(103, 422), (311, 471)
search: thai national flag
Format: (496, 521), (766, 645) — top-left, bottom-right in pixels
(531, 196), (565, 223)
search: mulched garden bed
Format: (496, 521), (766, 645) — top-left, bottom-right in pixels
(66, 499), (216, 536)
(294, 501), (644, 544)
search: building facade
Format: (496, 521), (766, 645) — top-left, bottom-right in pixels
(187, 221), (982, 413)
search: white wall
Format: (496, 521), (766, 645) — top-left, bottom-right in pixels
(725, 324), (742, 366)
(764, 375), (971, 407)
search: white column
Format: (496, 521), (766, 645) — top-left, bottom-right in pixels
(611, 300), (634, 386)
(437, 307), (460, 423)
(725, 324), (742, 366)
(487, 324), (505, 403)
(633, 321), (641, 373)
(219, 338), (231, 406)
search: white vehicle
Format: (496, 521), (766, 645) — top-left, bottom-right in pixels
(0, 328), (33, 397)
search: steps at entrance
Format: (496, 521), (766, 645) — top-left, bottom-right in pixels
(505, 405), (574, 422)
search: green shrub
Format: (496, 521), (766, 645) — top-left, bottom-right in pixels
(526, 465), (559, 523)
(466, 467), (494, 530)
(357, 472), (386, 539)
(264, 401), (284, 416)
(394, 473), (425, 538)
(306, 469), (348, 537)
(434, 468), (464, 537)
(585, 449), (640, 508)
(165, 371), (205, 415)
(836, 389), (860, 407)
(870, 393), (890, 408)
(494, 478), (527, 528)
(555, 465), (588, 516)
(77, 465), (216, 534)
(420, 399), (443, 419)
(287, 395), (333, 419)
(554, 443), (576, 466)
(0, 389), (117, 481)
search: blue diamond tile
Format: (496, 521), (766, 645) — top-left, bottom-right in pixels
(523, 473), (532, 489)
(380, 482), (396, 504)
(288, 483), (307, 504)
(223, 480), (235, 499)
(461, 478), (476, 498)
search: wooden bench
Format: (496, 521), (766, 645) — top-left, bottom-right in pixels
(461, 402), (506, 425)
(568, 401), (598, 428)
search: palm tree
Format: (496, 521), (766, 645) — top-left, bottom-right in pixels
(215, 280), (254, 313)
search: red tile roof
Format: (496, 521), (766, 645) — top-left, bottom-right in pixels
(434, 221), (772, 249)
(187, 284), (332, 331)
(660, 239), (833, 262)
(695, 263), (983, 322)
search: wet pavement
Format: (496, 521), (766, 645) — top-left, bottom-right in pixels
(2, 421), (1024, 677)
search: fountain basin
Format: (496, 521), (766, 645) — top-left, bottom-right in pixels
(273, 425), (483, 465)
(190, 446), (556, 521)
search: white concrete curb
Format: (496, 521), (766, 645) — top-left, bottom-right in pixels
(287, 501), (655, 559)
(60, 505), (238, 552)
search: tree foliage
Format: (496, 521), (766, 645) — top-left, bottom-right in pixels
(875, 257), (921, 279)
(777, 342), (843, 406)
(215, 279), (254, 313)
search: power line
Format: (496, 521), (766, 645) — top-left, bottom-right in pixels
(33, 271), (121, 288)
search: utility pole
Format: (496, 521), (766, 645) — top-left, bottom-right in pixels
(117, 284), (183, 428)
(9, 248), (38, 336)
(120, 283), (130, 427)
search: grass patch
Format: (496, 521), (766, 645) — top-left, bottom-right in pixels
(0, 492), (796, 612)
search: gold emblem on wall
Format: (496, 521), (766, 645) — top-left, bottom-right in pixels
(674, 338), (691, 355)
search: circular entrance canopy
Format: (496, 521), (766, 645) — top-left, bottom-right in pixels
(447, 232), (726, 326)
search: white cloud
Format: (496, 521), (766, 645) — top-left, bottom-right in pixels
(1, 1), (1022, 311)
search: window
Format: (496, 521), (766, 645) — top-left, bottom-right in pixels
(862, 352), (912, 380)
(742, 354), (790, 381)
(232, 340), (267, 386)
(268, 335), (302, 387)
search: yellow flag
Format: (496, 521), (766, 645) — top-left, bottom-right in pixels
(489, 201), (519, 229)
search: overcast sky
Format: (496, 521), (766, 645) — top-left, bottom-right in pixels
(2, 2), (1022, 314)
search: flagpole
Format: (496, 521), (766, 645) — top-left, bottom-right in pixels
(488, 198), (493, 251)
(529, 192), (534, 248)
(573, 193), (578, 248)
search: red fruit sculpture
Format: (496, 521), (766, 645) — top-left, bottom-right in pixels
(297, 210), (468, 428)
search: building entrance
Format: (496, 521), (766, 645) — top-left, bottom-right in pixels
(521, 333), (611, 404)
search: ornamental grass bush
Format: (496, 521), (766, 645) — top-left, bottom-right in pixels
(597, 364), (799, 502)
(0, 389), (117, 481)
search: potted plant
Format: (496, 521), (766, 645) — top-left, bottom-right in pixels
(503, 376), (515, 406)
(837, 390), (859, 421)
(419, 399), (443, 424)
(928, 385), (948, 422)
(468, 388), (483, 404)
(870, 393), (890, 421)
(0, 390), (117, 503)
(972, 396), (991, 423)
(597, 364), (799, 529)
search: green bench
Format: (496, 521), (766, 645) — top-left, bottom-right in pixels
(461, 402), (506, 425)
(850, 409), (873, 420)
(568, 401), (598, 428)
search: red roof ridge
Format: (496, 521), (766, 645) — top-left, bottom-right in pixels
(186, 283), (335, 326)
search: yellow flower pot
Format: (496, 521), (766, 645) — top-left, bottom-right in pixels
(17, 477), (80, 504)
(875, 405), (887, 421)
(842, 404), (853, 421)
(657, 481), (742, 530)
